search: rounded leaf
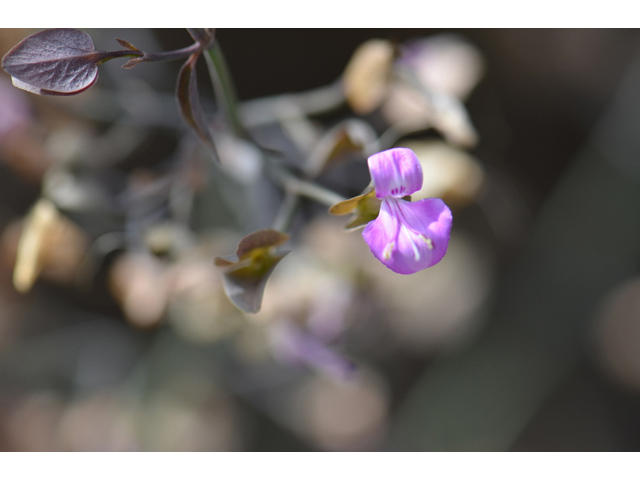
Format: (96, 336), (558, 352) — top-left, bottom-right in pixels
(2, 29), (103, 95)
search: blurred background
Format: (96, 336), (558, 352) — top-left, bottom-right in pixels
(2, 28), (640, 451)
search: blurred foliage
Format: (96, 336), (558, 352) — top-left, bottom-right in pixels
(1, 28), (640, 452)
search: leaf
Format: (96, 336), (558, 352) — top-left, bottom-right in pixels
(121, 57), (144, 69)
(176, 52), (216, 152)
(236, 229), (289, 259)
(114, 39), (143, 69)
(328, 183), (375, 215)
(116, 38), (140, 52)
(328, 184), (381, 231)
(214, 229), (290, 314)
(221, 251), (289, 314)
(1, 28), (107, 96)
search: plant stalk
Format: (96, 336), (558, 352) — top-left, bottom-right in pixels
(140, 43), (203, 63)
(204, 42), (247, 139)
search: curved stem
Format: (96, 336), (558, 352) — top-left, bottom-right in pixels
(269, 163), (346, 207)
(140, 42), (203, 63)
(376, 119), (429, 150)
(272, 191), (300, 233)
(240, 80), (345, 128)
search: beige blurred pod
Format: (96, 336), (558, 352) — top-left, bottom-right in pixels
(12, 198), (88, 293)
(399, 34), (485, 101)
(109, 253), (170, 328)
(342, 39), (395, 115)
(381, 86), (479, 149)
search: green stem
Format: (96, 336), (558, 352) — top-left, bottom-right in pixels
(204, 42), (247, 139)
(271, 191), (300, 233)
(239, 80), (345, 128)
(269, 163), (346, 207)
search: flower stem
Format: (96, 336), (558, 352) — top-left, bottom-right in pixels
(96, 50), (143, 65)
(269, 163), (346, 207)
(272, 191), (300, 233)
(239, 80), (345, 128)
(140, 43), (203, 63)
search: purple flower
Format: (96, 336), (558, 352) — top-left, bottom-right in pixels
(362, 148), (452, 274)
(269, 319), (356, 380)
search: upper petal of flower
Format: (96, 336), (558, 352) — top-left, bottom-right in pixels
(368, 148), (423, 199)
(362, 197), (452, 274)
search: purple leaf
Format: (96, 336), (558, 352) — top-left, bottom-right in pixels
(176, 51), (216, 152)
(121, 57), (144, 69)
(1, 29), (110, 96)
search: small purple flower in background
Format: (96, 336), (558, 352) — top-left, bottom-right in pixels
(269, 319), (356, 380)
(362, 148), (452, 274)
(0, 77), (30, 144)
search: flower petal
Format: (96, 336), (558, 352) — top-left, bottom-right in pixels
(361, 197), (400, 266)
(362, 197), (452, 274)
(368, 148), (423, 198)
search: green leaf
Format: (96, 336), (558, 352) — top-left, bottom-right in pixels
(328, 184), (381, 231)
(328, 183), (374, 216)
(214, 229), (290, 313)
